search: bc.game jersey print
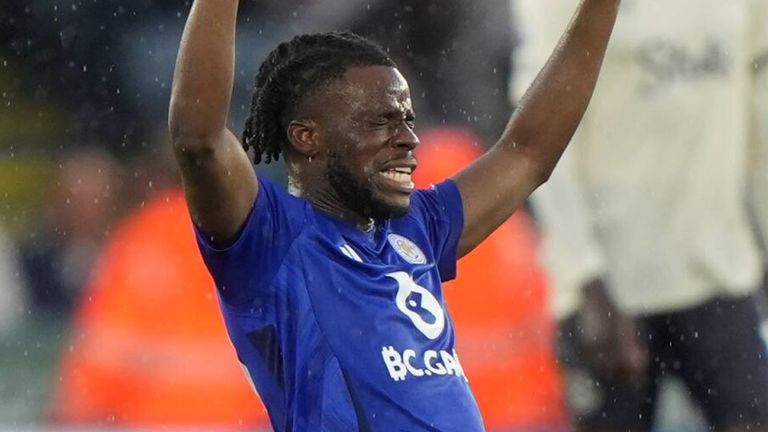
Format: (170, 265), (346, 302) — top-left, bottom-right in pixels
(196, 176), (484, 432)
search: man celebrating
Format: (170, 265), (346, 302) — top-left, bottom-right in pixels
(169, 0), (620, 430)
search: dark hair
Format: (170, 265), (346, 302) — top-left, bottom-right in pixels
(242, 31), (396, 164)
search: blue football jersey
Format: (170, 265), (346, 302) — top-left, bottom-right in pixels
(196, 175), (484, 431)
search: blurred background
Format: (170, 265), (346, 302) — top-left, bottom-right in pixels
(1, 0), (766, 431)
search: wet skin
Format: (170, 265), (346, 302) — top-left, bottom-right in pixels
(290, 66), (420, 226)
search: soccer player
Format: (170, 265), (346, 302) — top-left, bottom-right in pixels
(169, 0), (620, 430)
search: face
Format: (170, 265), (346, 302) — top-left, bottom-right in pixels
(308, 66), (420, 220)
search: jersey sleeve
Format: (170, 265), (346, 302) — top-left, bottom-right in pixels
(195, 176), (307, 305)
(409, 179), (465, 282)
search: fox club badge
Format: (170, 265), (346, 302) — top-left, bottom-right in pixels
(387, 233), (427, 265)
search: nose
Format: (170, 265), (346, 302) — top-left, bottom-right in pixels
(394, 123), (419, 151)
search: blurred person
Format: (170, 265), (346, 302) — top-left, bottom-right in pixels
(511, 1), (768, 431)
(0, 225), (28, 334)
(347, 0), (513, 145)
(414, 127), (567, 431)
(48, 146), (270, 427)
(22, 149), (120, 316)
(169, 0), (620, 430)
(251, 0), (512, 144)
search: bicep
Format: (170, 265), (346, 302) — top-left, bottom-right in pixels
(174, 128), (259, 246)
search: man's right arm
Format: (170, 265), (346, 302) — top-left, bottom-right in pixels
(169, 0), (258, 246)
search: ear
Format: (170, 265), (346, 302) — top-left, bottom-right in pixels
(287, 119), (320, 159)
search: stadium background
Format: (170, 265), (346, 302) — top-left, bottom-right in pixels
(0, 0), (722, 430)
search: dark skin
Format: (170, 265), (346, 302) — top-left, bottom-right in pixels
(287, 67), (419, 226)
(573, 279), (648, 432)
(578, 278), (647, 388)
(170, 0), (621, 254)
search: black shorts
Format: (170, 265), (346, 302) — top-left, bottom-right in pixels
(558, 294), (768, 431)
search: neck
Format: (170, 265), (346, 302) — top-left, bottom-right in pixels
(288, 174), (375, 231)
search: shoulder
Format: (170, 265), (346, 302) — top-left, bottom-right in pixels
(256, 175), (309, 211)
(408, 180), (463, 222)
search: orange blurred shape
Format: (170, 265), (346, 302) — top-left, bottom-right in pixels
(415, 127), (567, 430)
(49, 190), (269, 428)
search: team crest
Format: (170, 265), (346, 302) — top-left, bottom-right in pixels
(387, 233), (427, 264)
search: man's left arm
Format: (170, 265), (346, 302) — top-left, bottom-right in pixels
(453, 0), (620, 257)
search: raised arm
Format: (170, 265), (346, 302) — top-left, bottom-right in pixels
(453, 0), (620, 256)
(169, 0), (258, 245)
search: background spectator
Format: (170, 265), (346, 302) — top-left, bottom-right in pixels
(0, 226), (28, 335)
(48, 168), (269, 427)
(21, 149), (121, 317)
(512, 1), (768, 431)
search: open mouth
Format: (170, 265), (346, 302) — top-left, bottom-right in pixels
(379, 166), (415, 191)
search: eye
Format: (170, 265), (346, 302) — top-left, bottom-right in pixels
(405, 115), (416, 128)
(368, 118), (389, 127)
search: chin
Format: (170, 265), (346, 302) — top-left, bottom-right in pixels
(368, 194), (411, 219)
(326, 160), (412, 220)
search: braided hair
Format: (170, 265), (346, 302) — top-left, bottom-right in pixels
(242, 32), (396, 164)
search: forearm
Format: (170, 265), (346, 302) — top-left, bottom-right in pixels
(501, 0), (620, 180)
(169, 0), (239, 142)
